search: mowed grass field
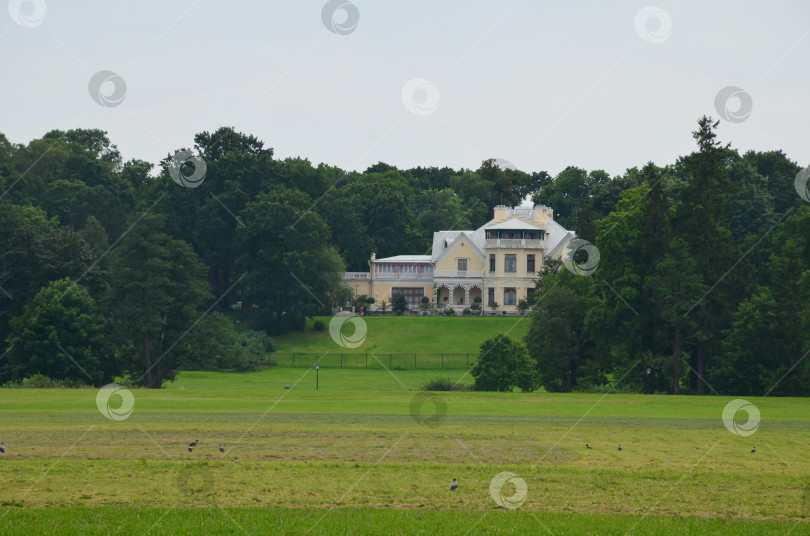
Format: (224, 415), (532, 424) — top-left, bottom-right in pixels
(1, 367), (809, 535)
(271, 315), (531, 355)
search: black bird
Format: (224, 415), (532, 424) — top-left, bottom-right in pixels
(751, 446), (756, 453)
(618, 444), (622, 451)
(586, 444), (592, 449)
(450, 478), (458, 491)
(234, 457), (240, 463)
(189, 440), (199, 447)
(188, 446), (193, 452)
(219, 443), (225, 453)
(0, 442), (5, 453)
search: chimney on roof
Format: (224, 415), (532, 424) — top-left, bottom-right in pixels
(370, 252), (376, 260)
(493, 205), (508, 222)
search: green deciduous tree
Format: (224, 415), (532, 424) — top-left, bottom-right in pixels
(109, 214), (211, 388)
(525, 270), (596, 392)
(238, 188), (346, 334)
(471, 333), (537, 392)
(3, 278), (110, 385)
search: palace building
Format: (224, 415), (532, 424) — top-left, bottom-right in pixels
(342, 205), (575, 312)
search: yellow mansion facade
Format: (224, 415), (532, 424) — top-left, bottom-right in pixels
(343, 205), (575, 312)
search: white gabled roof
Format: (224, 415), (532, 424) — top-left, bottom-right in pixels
(374, 255), (432, 263)
(411, 206), (574, 262)
(432, 230), (486, 265)
(545, 218), (576, 259)
(486, 217), (542, 231)
(431, 231), (465, 259)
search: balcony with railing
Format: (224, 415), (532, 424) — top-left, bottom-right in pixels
(373, 271), (434, 280)
(343, 272), (370, 280)
(433, 270), (484, 278)
(485, 238), (545, 249)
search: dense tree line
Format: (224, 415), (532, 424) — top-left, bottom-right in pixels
(526, 117), (809, 396)
(0, 128), (530, 387)
(0, 119), (807, 394)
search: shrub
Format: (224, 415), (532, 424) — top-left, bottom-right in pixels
(421, 377), (470, 391)
(230, 330), (277, 371)
(517, 298), (530, 315)
(2, 374), (84, 388)
(444, 307), (455, 316)
(392, 293), (408, 314)
(471, 333), (538, 392)
(313, 320), (325, 331)
(462, 308), (472, 316)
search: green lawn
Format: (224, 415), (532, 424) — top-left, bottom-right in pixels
(271, 315), (531, 357)
(1, 367), (809, 534)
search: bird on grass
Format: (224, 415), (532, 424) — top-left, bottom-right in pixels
(0, 442), (5, 453)
(189, 440), (199, 447)
(585, 444), (592, 449)
(234, 457), (240, 463)
(219, 443), (225, 453)
(618, 444), (622, 451)
(188, 446), (193, 452)
(449, 478), (458, 491)
(751, 446), (756, 453)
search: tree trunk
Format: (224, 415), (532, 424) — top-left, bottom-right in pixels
(156, 311), (168, 389)
(143, 330), (153, 389)
(672, 325), (682, 395)
(695, 303), (706, 394)
(210, 267), (220, 309)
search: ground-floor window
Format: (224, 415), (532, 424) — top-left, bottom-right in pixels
(392, 287), (424, 306)
(504, 288), (516, 306)
(487, 288), (495, 305)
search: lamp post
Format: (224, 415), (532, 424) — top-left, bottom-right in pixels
(646, 367), (652, 394)
(316, 363), (319, 390)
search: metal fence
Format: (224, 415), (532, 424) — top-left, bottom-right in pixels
(271, 353), (474, 369)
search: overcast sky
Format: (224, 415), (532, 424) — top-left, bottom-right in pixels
(2, 0), (808, 177)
